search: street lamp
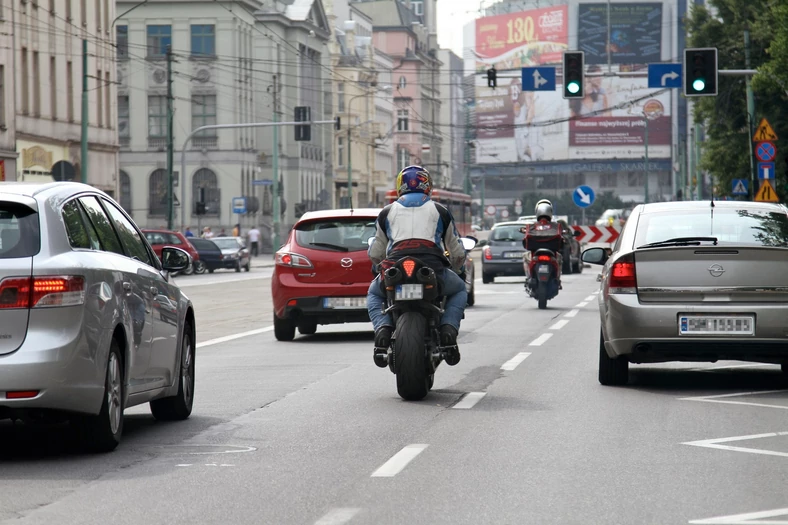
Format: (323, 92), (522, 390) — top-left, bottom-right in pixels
(642, 108), (661, 204)
(346, 85), (392, 208)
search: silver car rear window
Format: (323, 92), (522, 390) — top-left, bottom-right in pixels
(490, 225), (524, 242)
(0, 203), (40, 258)
(635, 208), (788, 247)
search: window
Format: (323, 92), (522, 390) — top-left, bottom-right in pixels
(192, 168), (219, 217)
(32, 52), (40, 117)
(66, 61), (74, 122)
(398, 76), (407, 89)
(102, 199), (153, 266)
(147, 25), (172, 58)
(148, 95), (166, 137)
(397, 148), (409, 171)
(627, 172), (645, 187)
(116, 26), (128, 58)
(294, 219), (377, 253)
(148, 169), (168, 216)
(80, 0), (85, 26)
(119, 170), (132, 214)
(118, 96), (129, 137)
(411, 0), (423, 16)
(600, 173), (617, 187)
(0, 204), (41, 258)
(49, 57), (56, 120)
(190, 24), (215, 56)
(103, 0), (108, 32)
(65, 0), (71, 20)
(95, 0), (100, 31)
(62, 200), (100, 250)
(191, 95), (216, 136)
(77, 196), (123, 256)
(337, 137), (344, 167)
(96, 69), (102, 127)
(21, 48), (28, 115)
(397, 109), (409, 131)
(337, 82), (345, 112)
(0, 66), (5, 127)
(105, 71), (110, 127)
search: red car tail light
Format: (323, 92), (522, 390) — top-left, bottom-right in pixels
(483, 247), (492, 260)
(276, 252), (313, 268)
(402, 259), (416, 277)
(607, 254), (637, 295)
(0, 276), (85, 309)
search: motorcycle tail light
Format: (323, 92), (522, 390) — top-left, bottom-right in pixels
(607, 254), (637, 295)
(536, 255), (551, 262)
(402, 259), (416, 277)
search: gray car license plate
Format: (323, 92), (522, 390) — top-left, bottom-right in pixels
(504, 252), (525, 258)
(679, 315), (754, 335)
(395, 284), (423, 301)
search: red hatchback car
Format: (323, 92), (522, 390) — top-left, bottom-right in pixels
(272, 209), (381, 341)
(143, 229), (200, 271)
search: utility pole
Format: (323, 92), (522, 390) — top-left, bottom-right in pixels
(695, 122), (703, 200)
(346, 110), (352, 209)
(689, 126), (696, 200)
(744, 29), (757, 199)
(644, 115), (649, 204)
(679, 138), (686, 200)
(272, 75), (281, 250)
(80, 39), (88, 184)
(166, 45), (174, 230)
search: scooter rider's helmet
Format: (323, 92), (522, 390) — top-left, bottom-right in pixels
(396, 165), (433, 198)
(535, 199), (554, 222)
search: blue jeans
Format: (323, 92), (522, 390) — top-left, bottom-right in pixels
(367, 268), (468, 331)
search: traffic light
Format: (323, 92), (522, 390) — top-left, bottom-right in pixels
(294, 106), (311, 141)
(683, 48), (718, 96)
(195, 202), (206, 215)
(334, 116), (341, 131)
(487, 67), (497, 88)
(562, 51), (584, 99)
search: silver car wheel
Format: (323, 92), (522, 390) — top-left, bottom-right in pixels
(107, 352), (122, 435)
(181, 337), (193, 405)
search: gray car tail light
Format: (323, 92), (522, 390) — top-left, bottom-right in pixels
(605, 254), (637, 296)
(0, 275), (85, 309)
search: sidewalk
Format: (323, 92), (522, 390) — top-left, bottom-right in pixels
(250, 255), (276, 268)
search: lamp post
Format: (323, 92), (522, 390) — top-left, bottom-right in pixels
(640, 109), (660, 204)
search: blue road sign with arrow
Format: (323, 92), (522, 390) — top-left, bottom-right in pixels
(732, 179), (749, 195)
(758, 162), (775, 180)
(647, 63), (682, 89)
(573, 185), (595, 208)
(521, 67), (556, 92)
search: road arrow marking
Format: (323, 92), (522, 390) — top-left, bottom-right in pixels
(661, 71), (679, 86)
(532, 70), (547, 88)
(682, 430), (788, 459)
(689, 507), (788, 524)
(678, 389), (788, 410)
(576, 187), (591, 204)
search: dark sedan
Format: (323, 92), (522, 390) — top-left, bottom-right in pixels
(481, 221), (528, 283)
(187, 238), (223, 274)
(557, 219), (583, 274)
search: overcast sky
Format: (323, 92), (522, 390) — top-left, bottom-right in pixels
(437, 0), (484, 57)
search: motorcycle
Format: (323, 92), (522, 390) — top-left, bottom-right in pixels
(372, 237), (477, 401)
(526, 248), (560, 310)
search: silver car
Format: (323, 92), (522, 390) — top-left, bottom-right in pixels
(0, 182), (196, 451)
(211, 236), (251, 272)
(583, 200), (788, 385)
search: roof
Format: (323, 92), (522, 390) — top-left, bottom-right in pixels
(639, 200), (787, 213)
(296, 208), (382, 222)
(0, 181), (98, 197)
(354, 0), (420, 29)
(284, 0), (314, 20)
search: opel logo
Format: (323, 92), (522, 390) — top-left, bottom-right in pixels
(708, 264), (725, 277)
(340, 258), (353, 268)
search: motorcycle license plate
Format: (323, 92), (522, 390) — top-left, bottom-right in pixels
(395, 284), (423, 301)
(537, 266), (550, 274)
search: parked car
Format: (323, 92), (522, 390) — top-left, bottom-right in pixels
(211, 236), (251, 272)
(0, 182), (196, 451)
(481, 221), (528, 283)
(556, 219), (582, 274)
(143, 229), (200, 275)
(272, 209), (381, 341)
(186, 237), (224, 274)
(584, 200), (788, 386)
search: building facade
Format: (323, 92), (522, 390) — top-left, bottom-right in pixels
(116, 0), (259, 229)
(372, 48), (396, 196)
(12, 0), (118, 192)
(438, 49), (466, 189)
(0, 0), (16, 181)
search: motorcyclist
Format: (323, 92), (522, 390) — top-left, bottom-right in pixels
(367, 165), (468, 368)
(522, 199), (565, 291)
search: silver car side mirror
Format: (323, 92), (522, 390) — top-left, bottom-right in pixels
(161, 246), (192, 272)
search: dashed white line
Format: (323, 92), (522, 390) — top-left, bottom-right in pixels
(585, 294), (597, 301)
(575, 301), (589, 308)
(196, 326), (275, 349)
(314, 508), (361, 525)
(529, 333), (553, 346)
(501, 352), (532, 371)
(453, 392), (487, 409)
(564, 309), (579, 318)
(550, 320), (569, 330)
(371, 444), (429, 477)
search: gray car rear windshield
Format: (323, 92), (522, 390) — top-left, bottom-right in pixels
(635, 208), (788, 247)
(295, 219), (377, 252)
(490, 225), (525, 242)
(0, 203), (40, 258)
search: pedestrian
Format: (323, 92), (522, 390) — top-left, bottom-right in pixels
(232, 223), (240, 237)
(218, 228), (227, 237)
(202, 226), (214, 239)
(247, 226), (260, 257)
(184, 227), (194, 238)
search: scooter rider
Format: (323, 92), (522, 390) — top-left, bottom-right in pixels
(522, 199), (565, 289)
(367, 165), (468, 368)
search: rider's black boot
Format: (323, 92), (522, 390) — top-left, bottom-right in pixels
(440, 325), (461, 366)
(373, 326), (392, 368)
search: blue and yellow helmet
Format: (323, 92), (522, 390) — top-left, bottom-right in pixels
(396, 165), (432, 197)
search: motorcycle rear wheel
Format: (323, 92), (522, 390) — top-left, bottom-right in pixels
(537, 284), (548, 309)
(394, 312), (431, 401)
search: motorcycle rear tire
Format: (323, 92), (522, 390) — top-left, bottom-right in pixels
(394, 312), (431, 401)
(537, 284), (548, 310)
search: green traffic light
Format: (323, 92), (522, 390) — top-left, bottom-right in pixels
(692, 78), (706, 91)
(567, 81), (580, 94)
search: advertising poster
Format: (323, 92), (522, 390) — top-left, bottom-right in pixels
(577, 3), (663, 65)
(474, 5), (569, 73)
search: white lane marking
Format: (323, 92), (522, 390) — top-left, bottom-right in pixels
(689, 507), (788, 524)
(584, 294), (597, 301)
(453, 392), (486, 409)
(683, 431), (788, 459)
(678, 390), (788, 411)
(371, 444), (429, 478)
(575, 301), (589, 308)
(564, 309), (579, 318)
(529, 333), (553, 346)
(196, 326), (274, 348)
(501, 352), (531, 371)
(691, 363), (773, 372)
(549, 320), (569, 330)
(176, 464), (191, 467)
(314, 508), (361, 525)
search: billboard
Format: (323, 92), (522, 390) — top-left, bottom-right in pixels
(474, 69), (671, 164)
(474, 5), (569, 73)
(577, 3), (663, 65)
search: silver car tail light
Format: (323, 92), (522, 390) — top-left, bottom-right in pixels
(605, 255), (637, 296)
(0, 276), (85, 309)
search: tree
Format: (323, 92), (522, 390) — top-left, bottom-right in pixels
(686, 0), (788, 199)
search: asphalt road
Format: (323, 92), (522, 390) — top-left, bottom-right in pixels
(2, 261), (788, 525)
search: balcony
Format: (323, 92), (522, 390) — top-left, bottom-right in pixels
(119, 136), (130, 150)
(192, 136), (218, 150)
(148, 137), (167, 150)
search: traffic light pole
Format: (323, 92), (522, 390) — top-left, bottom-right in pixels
(744, 29), (757, 199)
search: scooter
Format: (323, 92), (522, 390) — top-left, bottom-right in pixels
(526, 248), (561, 309)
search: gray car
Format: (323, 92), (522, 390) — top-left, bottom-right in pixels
(211, 236), (251, 272)
(481, 221), (528, 283)
(0, 182), (196, 451)
(583, 200), (788, 385)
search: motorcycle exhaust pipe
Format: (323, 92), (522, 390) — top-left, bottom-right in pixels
(385, 267), (401, 280)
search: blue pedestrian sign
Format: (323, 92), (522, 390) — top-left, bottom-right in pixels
(573, 185), (595, 208)
(758, 162), (775, 180)
(647, 63), (682, 89)
(521, 67), (556, 92)
(731, 179), (749, 195)
(252, 179), (273, 186)
(232, 197), (247, 214)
